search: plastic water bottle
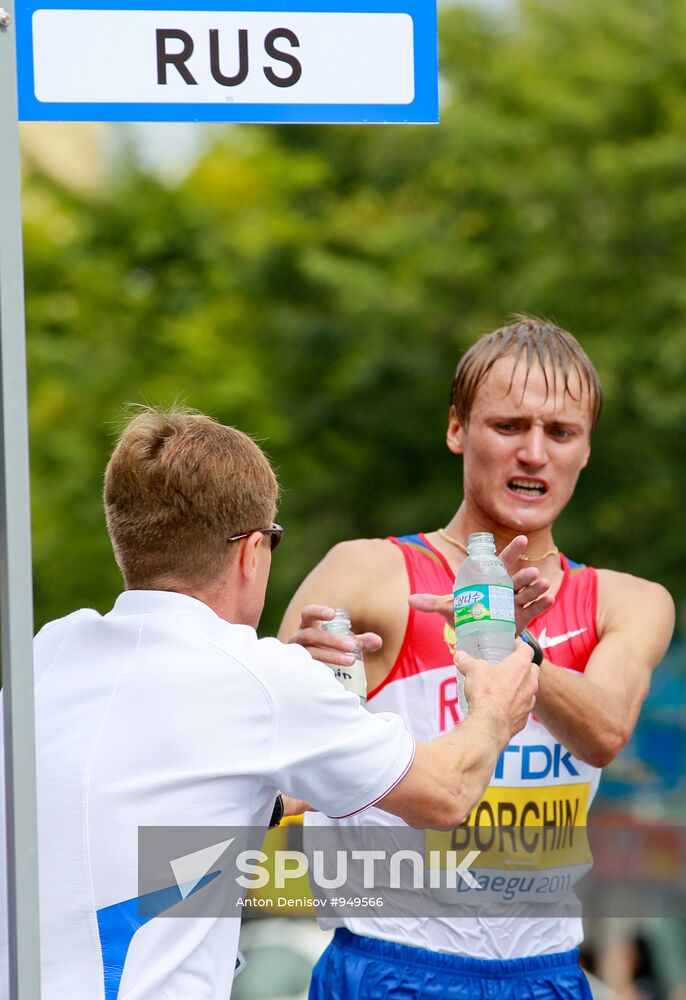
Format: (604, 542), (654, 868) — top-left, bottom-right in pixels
(320, 609), (368, 703)
(453, 532), (516, 717)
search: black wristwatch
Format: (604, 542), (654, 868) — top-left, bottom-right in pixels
(521, 628), (543, 666)
(269, 793), (284, 828)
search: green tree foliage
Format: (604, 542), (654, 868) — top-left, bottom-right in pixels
(24, 0), (686, 635)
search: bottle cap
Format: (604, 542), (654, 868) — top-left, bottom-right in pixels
(467, 531), (496, 551)
(321, 609), (352, 632)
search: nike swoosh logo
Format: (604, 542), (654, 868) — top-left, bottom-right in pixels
(538, 626), (587, 649)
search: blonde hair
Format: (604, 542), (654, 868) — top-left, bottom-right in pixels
(104, 405), (278, 590)
(450, 316), (602, 431)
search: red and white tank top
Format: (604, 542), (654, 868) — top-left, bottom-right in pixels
(310, 533), (602, 959)
(370, 532), (599, 737)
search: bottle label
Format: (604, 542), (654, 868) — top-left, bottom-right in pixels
(325, 658), (368, 702)
(454, 584), (515, 627)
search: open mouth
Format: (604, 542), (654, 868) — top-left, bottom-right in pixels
(507, 478), (547, 498)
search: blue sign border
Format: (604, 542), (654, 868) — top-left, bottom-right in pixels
(16, 0), (438, 123)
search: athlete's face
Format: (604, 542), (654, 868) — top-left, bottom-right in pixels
(447, 357), (593, 534)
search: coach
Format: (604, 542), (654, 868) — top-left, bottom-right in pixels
(0, 405), (538, 1000)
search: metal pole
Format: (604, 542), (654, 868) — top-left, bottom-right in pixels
(0, 0), (42, 996)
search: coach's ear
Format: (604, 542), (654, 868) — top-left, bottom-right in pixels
(446, 406), (466, 456)
(237, 531), (264, 582)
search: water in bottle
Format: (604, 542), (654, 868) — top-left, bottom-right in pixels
(320, 609), (367, 703)
(453, 532), (516, 716)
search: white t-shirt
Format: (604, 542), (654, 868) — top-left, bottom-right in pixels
(0, 591), (415, 1000)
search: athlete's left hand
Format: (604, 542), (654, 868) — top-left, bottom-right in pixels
(408, 535), (553, 635)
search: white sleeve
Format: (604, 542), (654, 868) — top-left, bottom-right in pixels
(255, 639), (415, 819)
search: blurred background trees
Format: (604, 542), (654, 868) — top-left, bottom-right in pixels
(24, 0), (686, 637)
(19, 2), (686, 985)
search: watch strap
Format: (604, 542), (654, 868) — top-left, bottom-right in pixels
(269, 793), (284, 828)
(521, 628), (543, 666)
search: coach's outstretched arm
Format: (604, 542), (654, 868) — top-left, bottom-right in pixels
(376, 641), (538, 829)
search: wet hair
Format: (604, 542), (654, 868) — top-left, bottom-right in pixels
(450, 316), (602, 431)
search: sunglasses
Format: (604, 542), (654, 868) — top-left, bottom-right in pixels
(227, 523), (284, 552)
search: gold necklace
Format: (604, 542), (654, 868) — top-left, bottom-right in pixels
(437, 527), (559, 562)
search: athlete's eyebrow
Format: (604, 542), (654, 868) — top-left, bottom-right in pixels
(543, 413), (586, 426)
(484, 412), (587, 431)
(485, 415), (531, 427)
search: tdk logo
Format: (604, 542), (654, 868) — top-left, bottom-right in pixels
(494, 743), (580, 780)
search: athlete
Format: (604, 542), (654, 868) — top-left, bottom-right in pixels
(280, 317), (675, 1000)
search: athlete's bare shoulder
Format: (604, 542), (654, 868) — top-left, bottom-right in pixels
(279, 536), (407, 641)
(320, 536), (404, 582)
(596, 567), (673, 604)
(596, 567), (675, 642)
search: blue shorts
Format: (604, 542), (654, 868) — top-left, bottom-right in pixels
(309, 929), (593, 1000)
